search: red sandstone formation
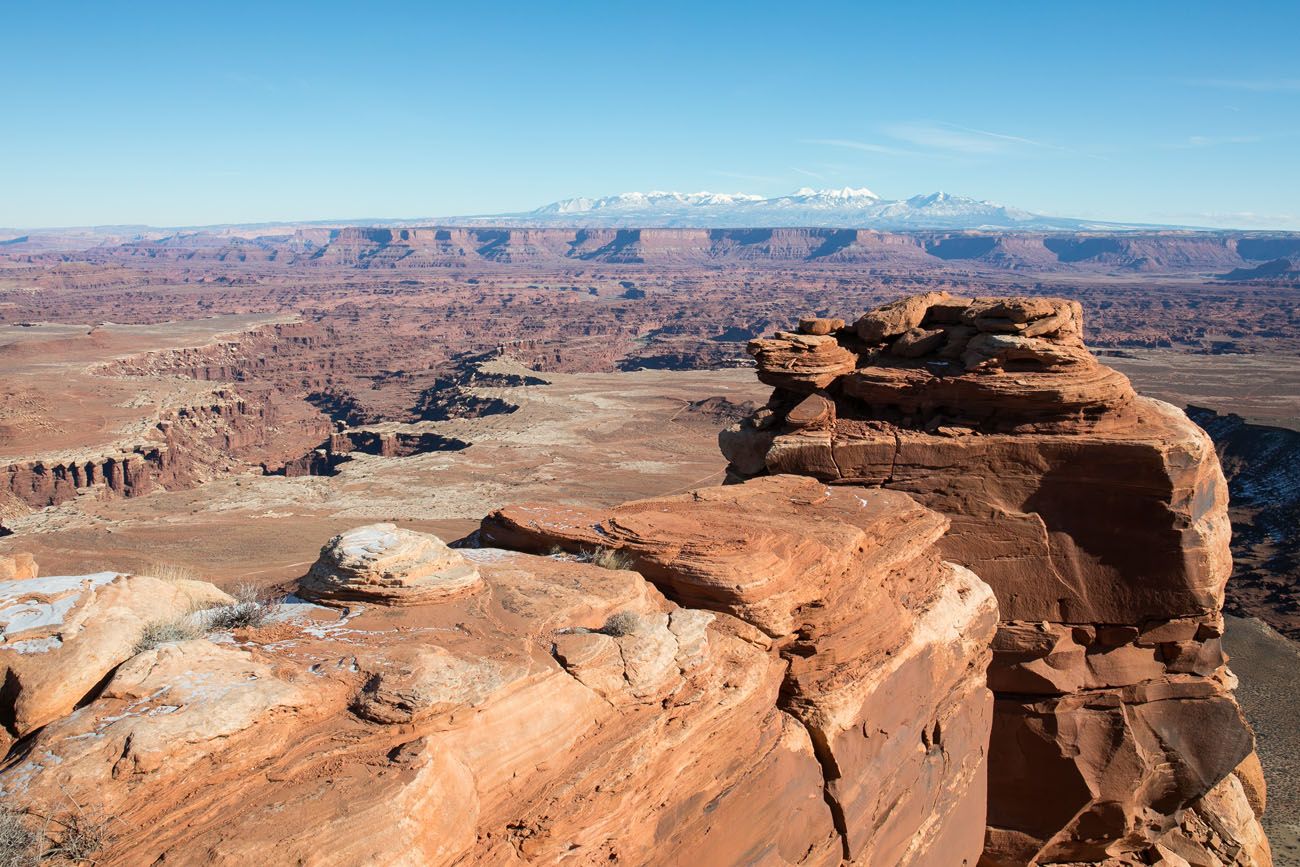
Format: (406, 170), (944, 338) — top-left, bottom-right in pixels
(482, 475), (999, 864)
(0, 477), (997, 865)
(721, 293), (1270, 865)
(1, 386), (329, 510)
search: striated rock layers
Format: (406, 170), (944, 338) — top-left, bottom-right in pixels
(0, 386), (329, 511)
(0, 479), (997, 866)
(482, 474), (999, 864)
(721, 293), (1270, 865)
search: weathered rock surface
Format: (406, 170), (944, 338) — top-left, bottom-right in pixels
(0, 566), (230, 745)
(0, 481), (998, 866)
(747, 331), (859, 393)
(1, 538), (844, 865)
(0, 552), (37, 581)
(298, 522), (483, 606)
(723, 293), (1270, 865)
(483, 474), (1000, 864)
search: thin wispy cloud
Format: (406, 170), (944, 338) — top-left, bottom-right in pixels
(881, 121), (1069, 154)
(1164, 130), (1298, 150)
(1187, 78), (1300, 93)
(799, 138), (917, 157)
(712, 170), (782, 184)
(1179, 134), (1263, 148)
(1153, 210), (1300, 228)
(792, 167), (825, 180)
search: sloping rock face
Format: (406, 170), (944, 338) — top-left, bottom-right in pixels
(720, 294), (1270, 866)
(0, 506), (995, 867)
(0, 569), (231, 750)
(482, 474), (1000, 864)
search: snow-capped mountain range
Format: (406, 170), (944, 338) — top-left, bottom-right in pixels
(465, 187), (1121, 230)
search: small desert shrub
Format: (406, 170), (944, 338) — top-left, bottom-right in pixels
(0, 807), (40, 867)
(140, 561), (201, 583)
(44, 812), (107, 865)
(598, 610), (643, 637)
(204, 582), (280, 631)
(588, 548), (633, 571)
(133, 617), (201, 654)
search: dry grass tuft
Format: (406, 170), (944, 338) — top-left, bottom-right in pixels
(588, 548), (633, 571)
(45, 811), (108, 865)
(598, 610), (643, 637)
(133, 617), (201, 654)
(204, 583), (280, 631)
(0, 807), (39, 867)
(139, 561), (202, 583)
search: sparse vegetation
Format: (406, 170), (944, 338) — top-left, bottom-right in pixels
(598, 610), (643, 637)
(43, 811), (107, 865)
(545, 545), (633, 570)
(588, 548), (633, 571)
(0, 807), (39, 867)
(139, 561), (201, 583)
(0, 803), (108, 867)
(204, 582), (280, 631)
(133, 617), (201, 654)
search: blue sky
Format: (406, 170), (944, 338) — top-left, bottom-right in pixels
(3, 1), (1298, 229)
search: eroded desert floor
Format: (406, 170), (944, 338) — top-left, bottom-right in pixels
(2, 235), (1298, 858)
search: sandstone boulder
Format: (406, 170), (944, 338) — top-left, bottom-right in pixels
(747, 331), (858, 393)
(299, 523), (483, 606)
(0, 542), (851, 866)
(798, 316), (845, 335)
(854, 290), (951, 342)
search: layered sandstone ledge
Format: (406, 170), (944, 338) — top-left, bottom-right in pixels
(1, 386), (329, 513)
(723, 293), (1271, 866)
(0, 476), (997, 866)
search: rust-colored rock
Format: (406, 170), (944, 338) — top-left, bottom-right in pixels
(723, 294), (1268, 866)
(747, 331), (858, 393)
(798, 316), (845, 335)
(854, 290), (953, 342)
(483, 474), (1000, 864)
(0, 531), (856, 865)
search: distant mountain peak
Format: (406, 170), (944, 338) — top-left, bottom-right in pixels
(491, 187), (1111, 230)
(791, 186), (881, 200)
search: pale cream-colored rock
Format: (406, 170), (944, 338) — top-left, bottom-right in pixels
(0, 571), (231, 738)
(2, 640), (315, 805)
(0, 552), (37, 581)
(299, 522), (483, 606)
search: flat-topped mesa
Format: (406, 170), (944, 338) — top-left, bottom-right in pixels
(724, 293), (1269, 867)
(298, 523), (483, 606)
(483, 474), (999, 865)
(745, 292), (1135, 434)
